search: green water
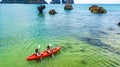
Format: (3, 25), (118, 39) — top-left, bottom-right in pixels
(1, 36), (120, 67)
(0, 4), (120, 67)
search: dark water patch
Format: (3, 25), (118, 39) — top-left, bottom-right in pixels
(116, 52), (120, 54)
(70, 42), (80, 45)
(80, 60), (87, 64)
(89, 29), (108, 35)
(60, 46), (66, 51)
(109, 63), (116, 67)
(99, 31), (108, 35)
(80, 37), (107, 46)
(80, 48), (86, 52)
(61, 43), (73, 52)
(105, 61), (116, 67)
(70, 48), (86, 53)
(65, 43), (72, 49)
(108, 27), (115, 31)
(61, 42), (84, 53)
(108, 59), (120, 66)
(116, 33), (120, 35)
(103, 63), (110, 67)
(76, 37), (120, 55)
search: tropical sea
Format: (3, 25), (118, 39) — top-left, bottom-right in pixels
(0, 4), (120, 67)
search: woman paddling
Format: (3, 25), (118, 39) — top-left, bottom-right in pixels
(35, 48), (41, 56)
(35, 48), (42, 62)
(47, 44), (54, 58)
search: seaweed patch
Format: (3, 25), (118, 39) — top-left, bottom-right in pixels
(80, 60), (87, 64)
(78, 37), (120, 55)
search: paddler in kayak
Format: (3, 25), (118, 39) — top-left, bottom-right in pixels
(35, 48), (41, 56)
(47, 44), (54, 58)
(35, 48), (42, 62)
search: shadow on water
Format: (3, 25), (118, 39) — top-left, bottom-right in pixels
(116, 33), (120, 35)
(38, 13), (45, 17)
(89, 29), (108, 36)
(80, 60), (87, 64)
(81, 37), (108, 46)
(61, 43), (73, 52)
(64, 10), (72, 12)
(77, 37), (120, 54)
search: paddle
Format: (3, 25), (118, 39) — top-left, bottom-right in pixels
(38, 44), (41, 53)
(38, 44), (41, 49)
(49, 44), (52, 47)
(38, 44), (43, 61)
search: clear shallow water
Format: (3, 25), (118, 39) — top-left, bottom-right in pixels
(0, 4), (120, 67)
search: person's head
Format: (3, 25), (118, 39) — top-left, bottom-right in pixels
(35, 48), (39, 53)
(47, 45), (50, 49)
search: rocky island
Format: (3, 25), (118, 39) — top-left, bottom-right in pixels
(89, 5), (107, 13)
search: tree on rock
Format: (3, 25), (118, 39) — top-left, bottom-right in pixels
(64, 3), (73, 10)
(49, 9), (57, 15)
(37, 5), (46, 14)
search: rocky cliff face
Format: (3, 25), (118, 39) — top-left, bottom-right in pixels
(26, 0), (48, 4)
(2, 0), (48, 4)
(62, 0), (74, 4)
(50, 0), (74, 4)
(50, 0), (60, 4)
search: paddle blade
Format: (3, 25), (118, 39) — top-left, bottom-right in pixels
(49, 44), (52, 47)
(38, 44), (40, 48)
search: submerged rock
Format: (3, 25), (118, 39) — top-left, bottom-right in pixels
(80, 48), (85, 52)
(116, 33), (120, 35)
(118, 22), (120, 26)
(37, 5), (46, 14)
(49, 9), (57, 15)
(108, 27), (114, 31)
(64, 3), (73, 10)
(81, 37), (106, 46)
(89, 5), (107, 13)
(80, 60), (87, 64)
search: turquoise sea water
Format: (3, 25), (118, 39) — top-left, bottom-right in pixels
(0, 4), (120, 67)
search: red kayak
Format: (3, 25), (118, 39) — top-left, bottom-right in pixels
(26, 46), (61, 61)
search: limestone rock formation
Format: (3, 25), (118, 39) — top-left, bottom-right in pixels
(64, 3), (73, 10)
(49, 9), (57, 15)
(37, 5), (46, 14)
(89, 5), (107, 13)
